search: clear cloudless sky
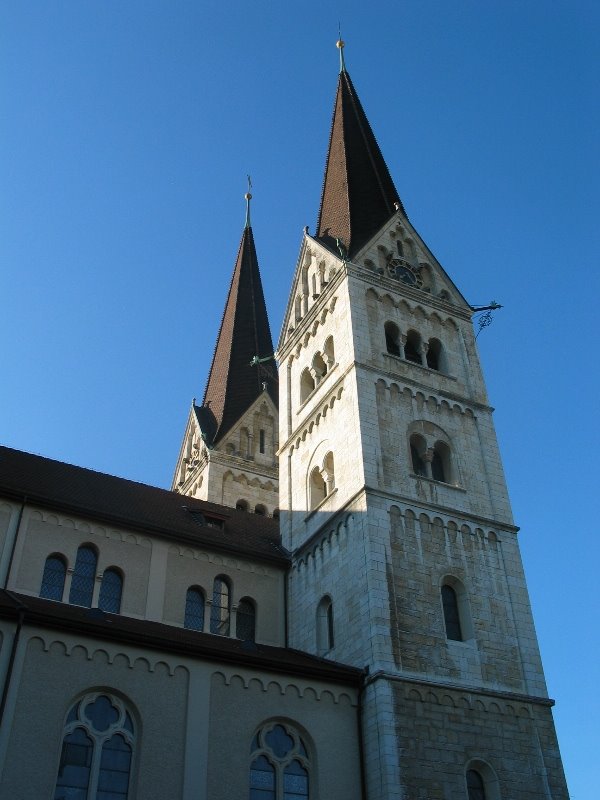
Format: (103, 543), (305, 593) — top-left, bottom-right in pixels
(1, 2), (598, 796)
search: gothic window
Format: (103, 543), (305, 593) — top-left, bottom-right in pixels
(467, 769), (486, 800)
(40, 554), (67, 601)
(249, 722), (310, 800)
(404, 330), (422, 364)
(442, 584), (463, 640)
(309, 467), (326, 509)
(432, 441), (452, 483)
(426, 337), (443, 371)
(53, 693), (134, 800)
(210, 575), (231, 635)
(312, 352), (327, 381)
(323, 336), (334, 365)
(316, 595), (334, 654)
(300, 368), (316, 403)
(236, 597), (256, 642)
(98, 568), (123, 614)
(184, 587), (205, 631)
(69, 545), (98, 607)
(410, 434), (427, 477)
(384, 321), (401, 356)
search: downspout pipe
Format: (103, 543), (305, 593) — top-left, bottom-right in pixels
(357, 668), (369, 800)
(3, 496), (26, 590)
(0, 596), (26, 731)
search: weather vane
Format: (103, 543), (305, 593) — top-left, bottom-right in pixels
(470, 301), (503, 338)
(250, 353), (277, 385)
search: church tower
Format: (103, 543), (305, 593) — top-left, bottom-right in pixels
(173, 193), (279, 517)
(277, 43), (568, 799)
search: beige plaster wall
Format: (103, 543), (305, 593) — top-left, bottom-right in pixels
(207, 670), (361, 800)
(163, 545), (286, 645)
(11, 510), (151, 617)
(0, 630), (188, 799)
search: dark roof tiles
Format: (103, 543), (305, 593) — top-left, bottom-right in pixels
(0, 446), (287, 563)
(317, 70), (405, 259)
(0, 591), (362, 685)
(200, 226), (277, 446)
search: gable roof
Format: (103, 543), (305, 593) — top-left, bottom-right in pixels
(200, 225), (277, 447)
(0, 446), (287, 564)
(316, 69), (405, 259)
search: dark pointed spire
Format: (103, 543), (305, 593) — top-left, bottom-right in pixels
(316, 43), (405, 259)
(198, 194), (277, 446)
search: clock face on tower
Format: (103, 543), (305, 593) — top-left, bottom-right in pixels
(386, 258), (423, 288)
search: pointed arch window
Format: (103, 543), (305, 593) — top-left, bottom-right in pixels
(210, 575), (231, 635)
(184, 587), (205, 631)
(404, 330), (422, 364)
(432, 441), (452, 483)
(249, 722), (310, 800)
(69, 545), (97, 607)
(426, 337), (443, 371)
(236, 597), (256, 642)
(316, 595), (334, 654)
(410, 434), (427, 477)
(300, 368), (316, 403)
(441, 584), (463, 641)
(384, 321), (401, 356)
(53, 692), (134, 800)
(40, 554), (67, 601)
(467, 769), (487, 800)
(98, 568), (123, 614)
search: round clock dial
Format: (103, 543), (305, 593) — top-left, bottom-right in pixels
(387, 259), (423, 288)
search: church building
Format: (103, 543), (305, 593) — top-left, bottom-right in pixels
(0, 43), (569, 800)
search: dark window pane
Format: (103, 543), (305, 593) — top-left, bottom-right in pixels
(467, 769), (486, 800)
(84, 695), (119, 733)
(250, 755), (275, 799)
(284, 760), (309, 799)
(69, 546), (97, 607)
(97, 734), (131, 800)
(210, 577), (230, 635)
(265, 724), (294, 758)
(442, 584), (463, 641)
(431, 450), (446, 482)
(54, 728), (92, 799)
(411, 445), (426, 477)
(40, 555), (67, 601)
(236, 599), (256, 642)
(99, 569), (123, 614)
(184, 588), (205, 631)
(327, 602), (334, 649)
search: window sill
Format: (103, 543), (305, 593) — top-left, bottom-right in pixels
(446, 637), (476, 648)
(305, 487), (338, 521)
(382, 351), (456, 381)
(298, 363), (338, 413)
(410, 473), (466, 493)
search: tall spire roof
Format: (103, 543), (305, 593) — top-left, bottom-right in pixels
(316, 47), (405, 258)
(198, 210), (277, 447)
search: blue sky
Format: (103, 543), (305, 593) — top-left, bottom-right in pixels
(1, 2), (598, 795)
